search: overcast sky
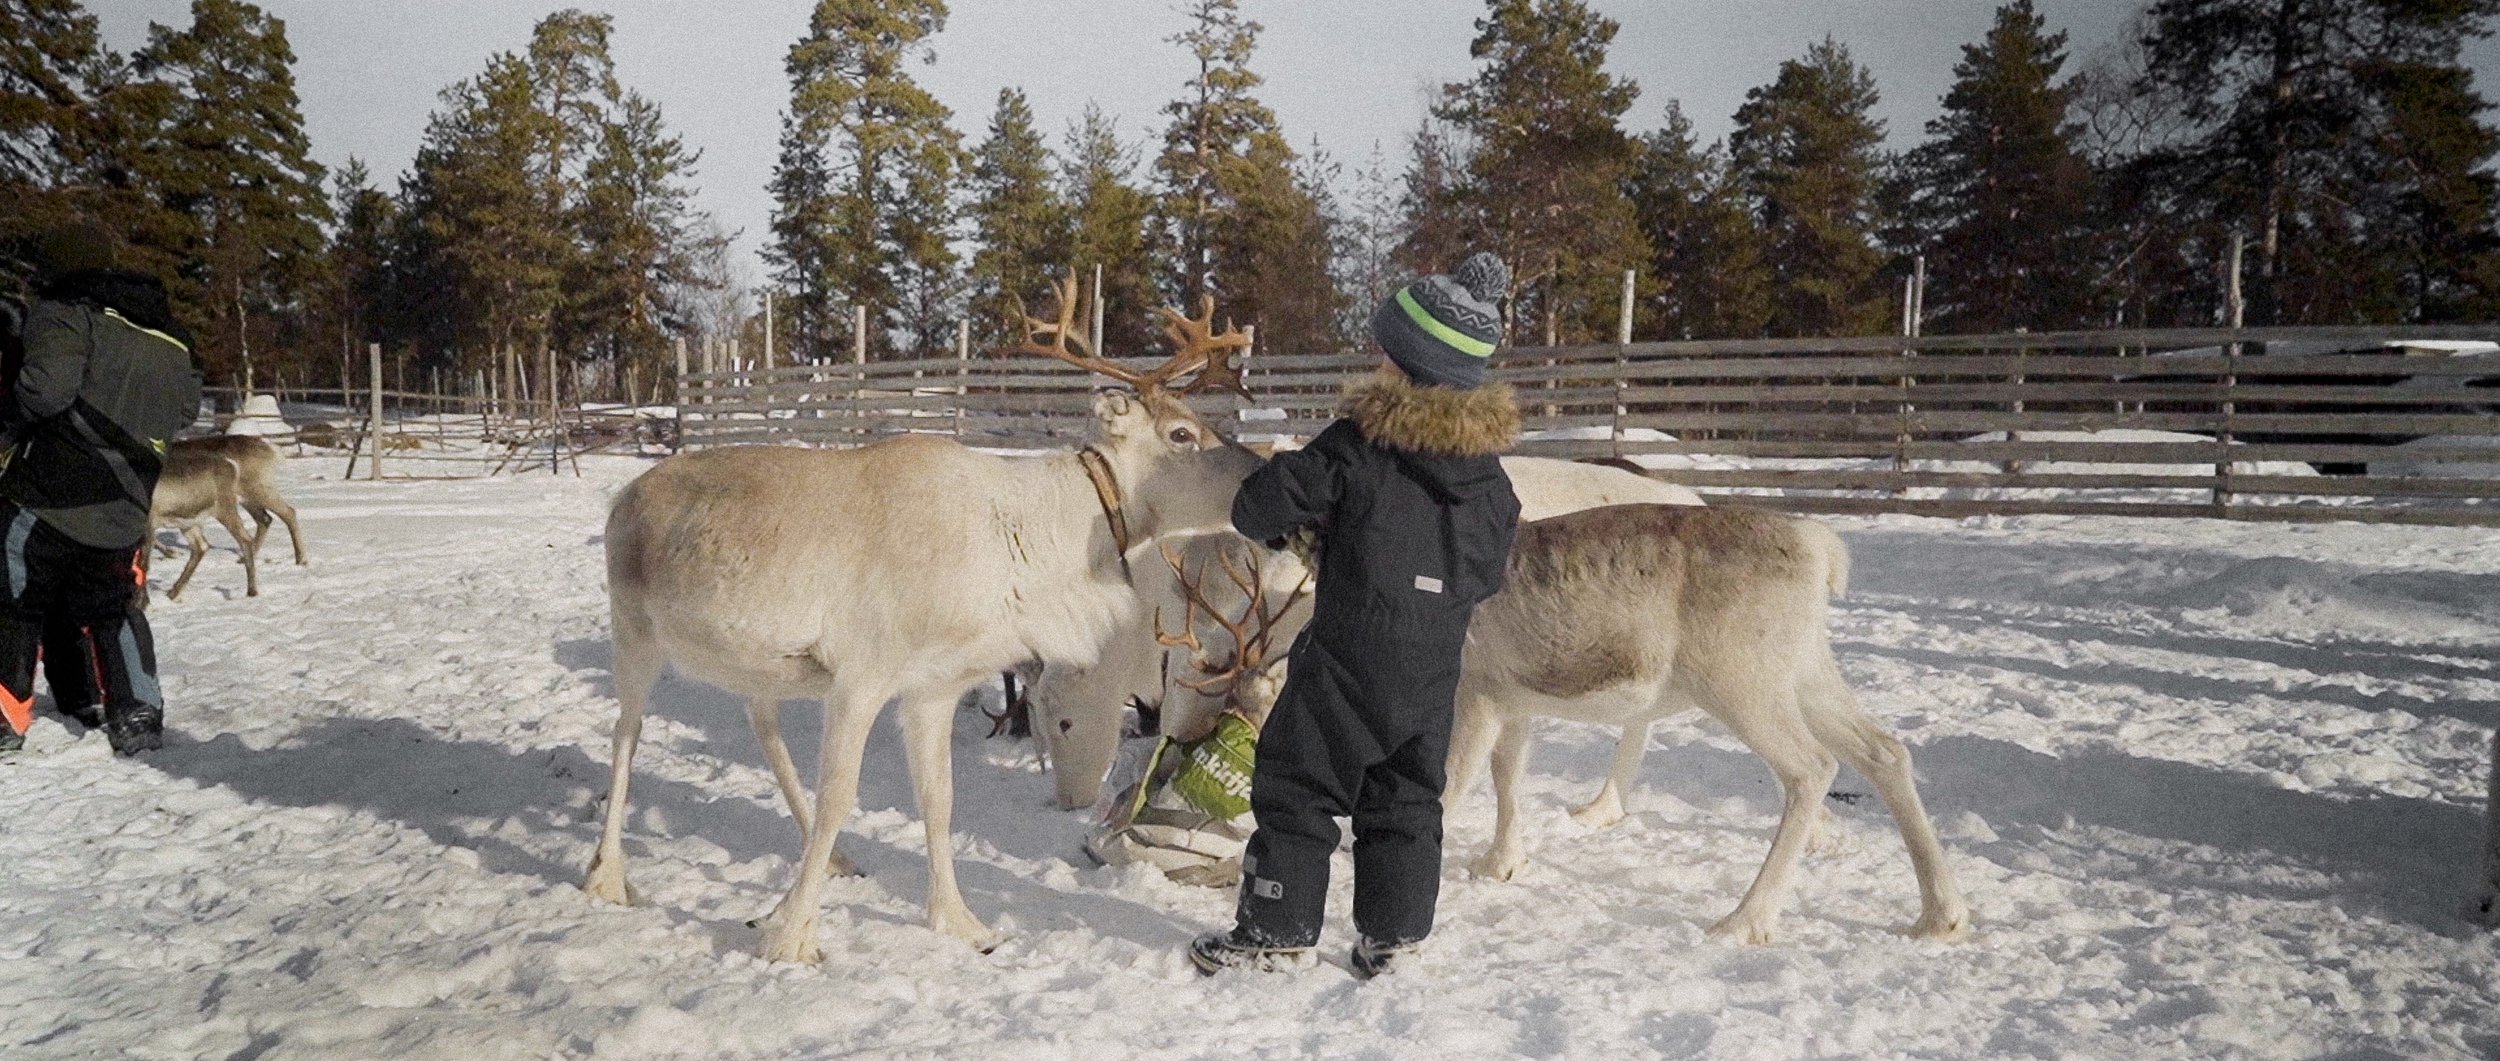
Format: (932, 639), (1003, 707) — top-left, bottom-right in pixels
(93, 0), (2500, 286)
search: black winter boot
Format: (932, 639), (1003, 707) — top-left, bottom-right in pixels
(1188, 931), (1315, 975)
(103, 705), (161, 755)
(1351, 936), (1419, 979)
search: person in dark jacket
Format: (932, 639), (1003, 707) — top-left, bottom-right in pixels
(1190, 251), (1523, 977)
(0, 222), (202, 754)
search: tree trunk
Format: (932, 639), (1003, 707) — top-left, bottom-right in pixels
(2257, 0), (2302, 324)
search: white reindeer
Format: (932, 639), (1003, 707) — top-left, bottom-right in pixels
(1034, 455), (1706, 811)
(589, 281), (1263, 963)
(147, 446), (259, 600)
(169, 435), (307, 567)
(1449, 504), (1968, 943)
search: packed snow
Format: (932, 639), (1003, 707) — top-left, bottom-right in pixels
(2, 452), (2495, 1059)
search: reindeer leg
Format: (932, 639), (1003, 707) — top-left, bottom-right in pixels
(1470, 720), (1533, 881)
(901, 683), (994, 948)
(584, 618), (663, 906)
(1702, 685), (1837, 945)
(1443, 690), (1499, 807)
(167, 527), (209, 601)
(746, 696), (858, 876)
(213, 499), (257, 597)
(266, 495), (306, 565)
(242, 502), (273, 561)
(756, 683), (884, 964)
(1571, 721), (1650, 830)
(1800, 657), (1969, 941)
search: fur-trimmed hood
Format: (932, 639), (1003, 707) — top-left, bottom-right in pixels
(1342, 370), (1520, 458)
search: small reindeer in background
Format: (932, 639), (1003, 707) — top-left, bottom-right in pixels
(146, 446), (258, 600)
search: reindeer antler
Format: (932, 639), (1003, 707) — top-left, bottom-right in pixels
(1160, 295), (1253, 399)
(1006, 272), (1216, 393)
(1153, 543), (1312, 700)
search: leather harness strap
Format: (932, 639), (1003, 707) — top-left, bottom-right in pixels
(1077, 447), (1134, 580)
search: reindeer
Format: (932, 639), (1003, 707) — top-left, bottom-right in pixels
(147, 446), (260, 600)
(168, 435), (307, 567)
(1448, 504), (1968, 944)
(1149, 503), (1968, 943)
(590, 276), (1264, 963)
(1035, 456), (1705, 811)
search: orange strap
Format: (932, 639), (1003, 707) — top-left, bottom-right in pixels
(0, 683), (29, 736)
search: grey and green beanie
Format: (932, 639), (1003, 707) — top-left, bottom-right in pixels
(1370, 251), (1509, 389)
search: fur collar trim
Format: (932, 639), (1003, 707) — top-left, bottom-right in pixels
(1343, 370), (1520, 457)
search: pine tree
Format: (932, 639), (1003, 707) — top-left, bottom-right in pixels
(1060, 104), (1161, 356)
(321, 157), (393, 383)
(573, 92), (719, 391)
(1430, 0), (1647, 345)
(1392, 113), (1476, 283)
(768, 0), (964, 361)
(1892, 0), (2098, 333)
(965, 88), (1068, 350)
(2136, 0), (2500, 323)
(1335, 142), (1404, 339)
(0, 0), (181, 292)
(398, 53), (566, 369)
(134, 0), (329, 386)
(1730, 37), (1892, 337)
(1628, 103), (1772, 339)
(1151, 0), (1336, 352)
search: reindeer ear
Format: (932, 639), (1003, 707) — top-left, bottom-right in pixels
(1093, 390), (1142, 436)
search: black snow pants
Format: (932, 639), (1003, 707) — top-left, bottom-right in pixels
(0, 500), (160, 746)
(1231, 629), (1464, 950)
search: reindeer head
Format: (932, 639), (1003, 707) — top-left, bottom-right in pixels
(1153, 540), (1311, 741)
(1008, 273), (1264, 542)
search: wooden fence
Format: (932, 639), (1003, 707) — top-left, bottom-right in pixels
(679, 325), (2500, 526)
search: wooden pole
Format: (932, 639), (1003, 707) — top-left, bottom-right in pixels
(853, 304), (868, 365)
(1614, 269), (1634, 459)
(2217, 233), (2246, 510)
(763, 288), (776, 368)
(545, 346), (562, 476)
(955, 318), (970, 439)
(674, 336), (689, 407)
(367, 342), (384, 481)
(1090, 262), (1105, 354)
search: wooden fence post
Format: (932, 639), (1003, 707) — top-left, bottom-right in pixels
(2216, 234), (2245, 512)
(955, 318), (970, 439)
(366, 342), (384, 481)
(1614, 268), (1634, 460)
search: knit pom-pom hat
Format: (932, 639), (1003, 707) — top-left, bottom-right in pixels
(1369, 251), (1509, 389)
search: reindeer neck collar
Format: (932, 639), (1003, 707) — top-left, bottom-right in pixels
(1077, 446), (1134, 581)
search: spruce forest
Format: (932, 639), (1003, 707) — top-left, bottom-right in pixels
(5, 0), (2497, 397)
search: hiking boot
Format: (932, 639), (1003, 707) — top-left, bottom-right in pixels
(1188, 931), (1315, 975)
(0, 726), (20, 754)
(102, 707), (162, 756)
(1351, 936), (1420, 979)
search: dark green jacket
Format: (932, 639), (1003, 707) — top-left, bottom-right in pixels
(3, 270), (203, 549)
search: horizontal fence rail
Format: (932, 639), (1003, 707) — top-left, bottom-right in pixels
(678, 326), (2500, 526)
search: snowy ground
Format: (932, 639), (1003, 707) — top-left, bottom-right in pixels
(3, 453), (2496, 1060)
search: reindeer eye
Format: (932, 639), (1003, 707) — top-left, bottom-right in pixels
(1168, 426), (1197, 445)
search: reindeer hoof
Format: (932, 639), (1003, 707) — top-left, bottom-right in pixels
(1470, 848), (1525, 882)
(1907, 908), (1972, 942)
(827, 846), (863, 879)
(758, 911), (823, 964)
(1568, 795), (1625, 830)
(581, 860), (635, 906)
(930, 905), (995, 949)
(1705, 913), (1775, 945)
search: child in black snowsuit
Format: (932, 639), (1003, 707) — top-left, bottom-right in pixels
(1191, 252), (1522, 977)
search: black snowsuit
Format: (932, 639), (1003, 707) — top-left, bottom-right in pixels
(1225, 372), (1521, 949)
(0, 270), (200, 748)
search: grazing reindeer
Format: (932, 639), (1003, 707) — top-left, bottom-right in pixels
(1035, 456), (1704, 810)
(169, 435), (307, 567)
(591, 276), (1263, 963)
(146, 447), (259, 600)
(1449, 504), (1967, 944)
(1151, 540), (1310, 731)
